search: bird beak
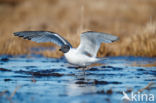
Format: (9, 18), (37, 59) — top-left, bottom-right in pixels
(59, 48), (61, 51)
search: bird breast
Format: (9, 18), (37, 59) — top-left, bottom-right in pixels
(64, 48), (98, 66)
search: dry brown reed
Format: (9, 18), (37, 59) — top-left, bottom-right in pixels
(0, 0), (156, 58)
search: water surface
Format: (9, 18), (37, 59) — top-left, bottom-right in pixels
(0, 55), (156, 103)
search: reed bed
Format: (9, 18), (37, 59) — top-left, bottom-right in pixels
(0, 0), (156, 58)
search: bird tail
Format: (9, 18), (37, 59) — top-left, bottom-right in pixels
(96, 57), (107, 62)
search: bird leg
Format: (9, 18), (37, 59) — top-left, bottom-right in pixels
(82, 66), (88, 76)
(75, 66), (87, 76)
(82, 67), (86, 76)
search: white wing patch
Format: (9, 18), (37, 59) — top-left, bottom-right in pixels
(77, 31), (119, 57)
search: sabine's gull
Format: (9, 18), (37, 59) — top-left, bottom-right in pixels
(14, 31), (119, 67)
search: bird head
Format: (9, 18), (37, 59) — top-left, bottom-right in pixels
(59, 45), (70, 53)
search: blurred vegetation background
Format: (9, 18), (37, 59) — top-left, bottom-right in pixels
(0, 0), (156, 58)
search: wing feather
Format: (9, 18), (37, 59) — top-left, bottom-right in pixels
(14, 31), (72, 47)
(77, 31), (119, 57)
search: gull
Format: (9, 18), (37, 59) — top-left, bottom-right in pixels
(14, 31), (119, 68)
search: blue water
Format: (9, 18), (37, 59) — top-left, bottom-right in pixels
(0, 55), (156, 103)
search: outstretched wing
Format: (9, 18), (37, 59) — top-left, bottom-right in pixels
(14, 31), (72, 47)
(77, 31), (119, 57)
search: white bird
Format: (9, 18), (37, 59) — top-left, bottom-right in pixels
(14, 31), (119, 67)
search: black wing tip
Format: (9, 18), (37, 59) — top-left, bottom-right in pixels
(112, 36), (120, 42)
(13, 32), (32, 40)
(82, 31), (95, 33)
(13, 32), (24, 37)
(13, 32), (20, 36)
(82, 31), (110, 34)
(23, 36), (31, 40)
(13, 31), (25, 36)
